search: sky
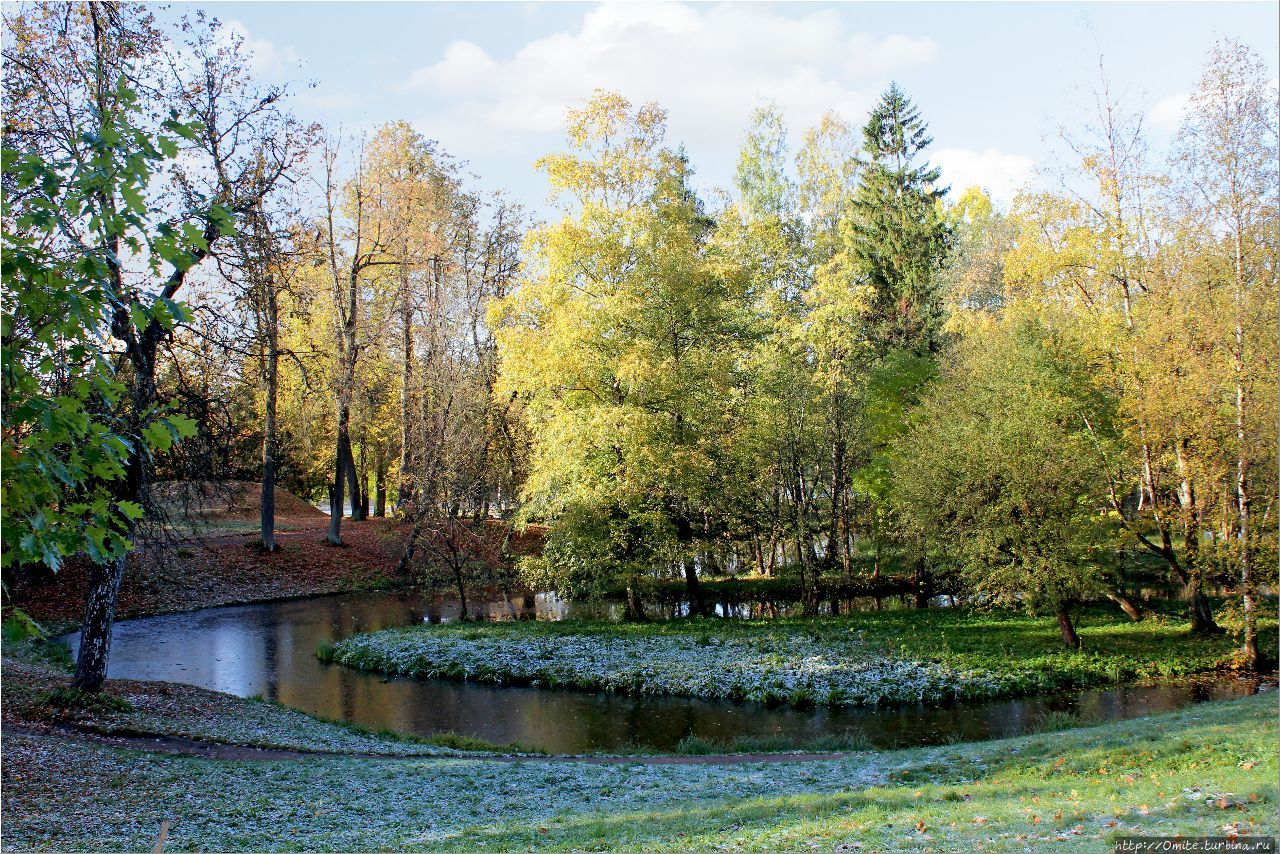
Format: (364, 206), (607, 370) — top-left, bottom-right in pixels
(162, 2), (1279, 218)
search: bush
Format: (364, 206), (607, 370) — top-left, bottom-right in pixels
(39, 687), (134, 716)
(2, 610), (46, 644)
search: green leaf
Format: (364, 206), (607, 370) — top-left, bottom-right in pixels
(117, 501), (144, 521)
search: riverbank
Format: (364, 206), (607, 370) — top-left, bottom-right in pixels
(0, 649), (466, 757)
(2, 686), (1274, 850)
(7, 519), (408, 634)
(326, 607), (1277, 709)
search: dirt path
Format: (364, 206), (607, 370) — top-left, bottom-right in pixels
(2, 723), (862, 767)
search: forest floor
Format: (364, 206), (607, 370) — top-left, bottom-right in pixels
(2, 681), (1275, 851)
(7, 481), (546, 635)
(327, 607), (1279, 708)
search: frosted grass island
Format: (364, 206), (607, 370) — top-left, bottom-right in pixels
(322, 613), (1247, 709)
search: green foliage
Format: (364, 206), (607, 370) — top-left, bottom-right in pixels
(620, 573), (915, 605)
(848, 82), (951, 354)
(1, 78), (216, 574)
(676, 731), (870, 755)
(496, 92), (750, 598)
(38, 686), (135, 716)
(423, 731), (545, 754)
(733, 103), (793, 220)
(1029, 708), (1103, 734)
(315, 640), (337, 663)
(1, 609), (46, 643)
(891, 308), (1119, 615)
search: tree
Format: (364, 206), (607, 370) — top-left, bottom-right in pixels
(494, 91), (747, 617)
(4, 4), (304, 690)
(940, 186), (1016, 328)
(849, 83), (950, 356)
(1171, 39), (1279, 667)
(355, 122), (461, 513)
(2, 71), (206, 689)
(892, 308), (1119, 648)
(314, 134), (396, 543)
(1004, 68), (1225, 633)
(1, 96), (198, 578)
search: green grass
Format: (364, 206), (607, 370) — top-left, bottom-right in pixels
(3, 691), (1275, 851)
(423, 731), (547, 754)
(315, 640), (337, 662)
(673, 730), (873, 756)
(37, 687), (135, 716)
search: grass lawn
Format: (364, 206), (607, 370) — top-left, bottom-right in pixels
(327, 606), (1277, 708)
(2, 690), (1275, 851)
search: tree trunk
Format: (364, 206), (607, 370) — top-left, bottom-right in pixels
(355, 440), (369, 521)
(327, 436), (346, 546)
(1176, 440), (1221, 634)
(374, 472), (387, 518)
(913, 558), (928, 609)
(683, 559), (706, 617)
(76, 282), (166, 691)
(455, 569), (469, 622)
(260, 273), (279, 553)
(340, 424), (362, 521)
(827, 429), (847, 576)
(398, 268), (414, 511)
(1106, 591), (1143, 622)
(73, 554), (128, 691)
(624, 581), (647, 622)
(396, 513), (423, 577)
(1223, 202), (1257, 667)
(1057, 605), (1081, 650)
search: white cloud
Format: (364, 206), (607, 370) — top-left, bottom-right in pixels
(1148, 92), (1190, 133)
(222, 19), (301, 79)
(403, 2), (938, 183)
(934, 148), (1034, 204)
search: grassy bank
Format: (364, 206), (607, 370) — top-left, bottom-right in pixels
(0, 643), (509, 757)
(2, 691), (1274, 851)
(327, 607), (1276, 708)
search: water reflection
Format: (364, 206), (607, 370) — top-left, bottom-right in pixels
(61, 591), (1268, 754)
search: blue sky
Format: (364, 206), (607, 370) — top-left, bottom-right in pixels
(169, 2), (1278, 217)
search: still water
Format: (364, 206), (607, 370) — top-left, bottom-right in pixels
(62, 591), (1267, 754)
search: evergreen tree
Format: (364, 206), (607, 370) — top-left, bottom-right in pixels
(850, 83), (950, 354)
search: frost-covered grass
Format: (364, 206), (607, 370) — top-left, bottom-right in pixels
(3, 692), (1275, 851)
(328, 608), (1272, 708)
(0, 655), (454, 757)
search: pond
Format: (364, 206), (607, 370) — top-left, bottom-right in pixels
(61, 591), (1269, 755)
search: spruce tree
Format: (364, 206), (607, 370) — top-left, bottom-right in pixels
(851, 82), (951, 354)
